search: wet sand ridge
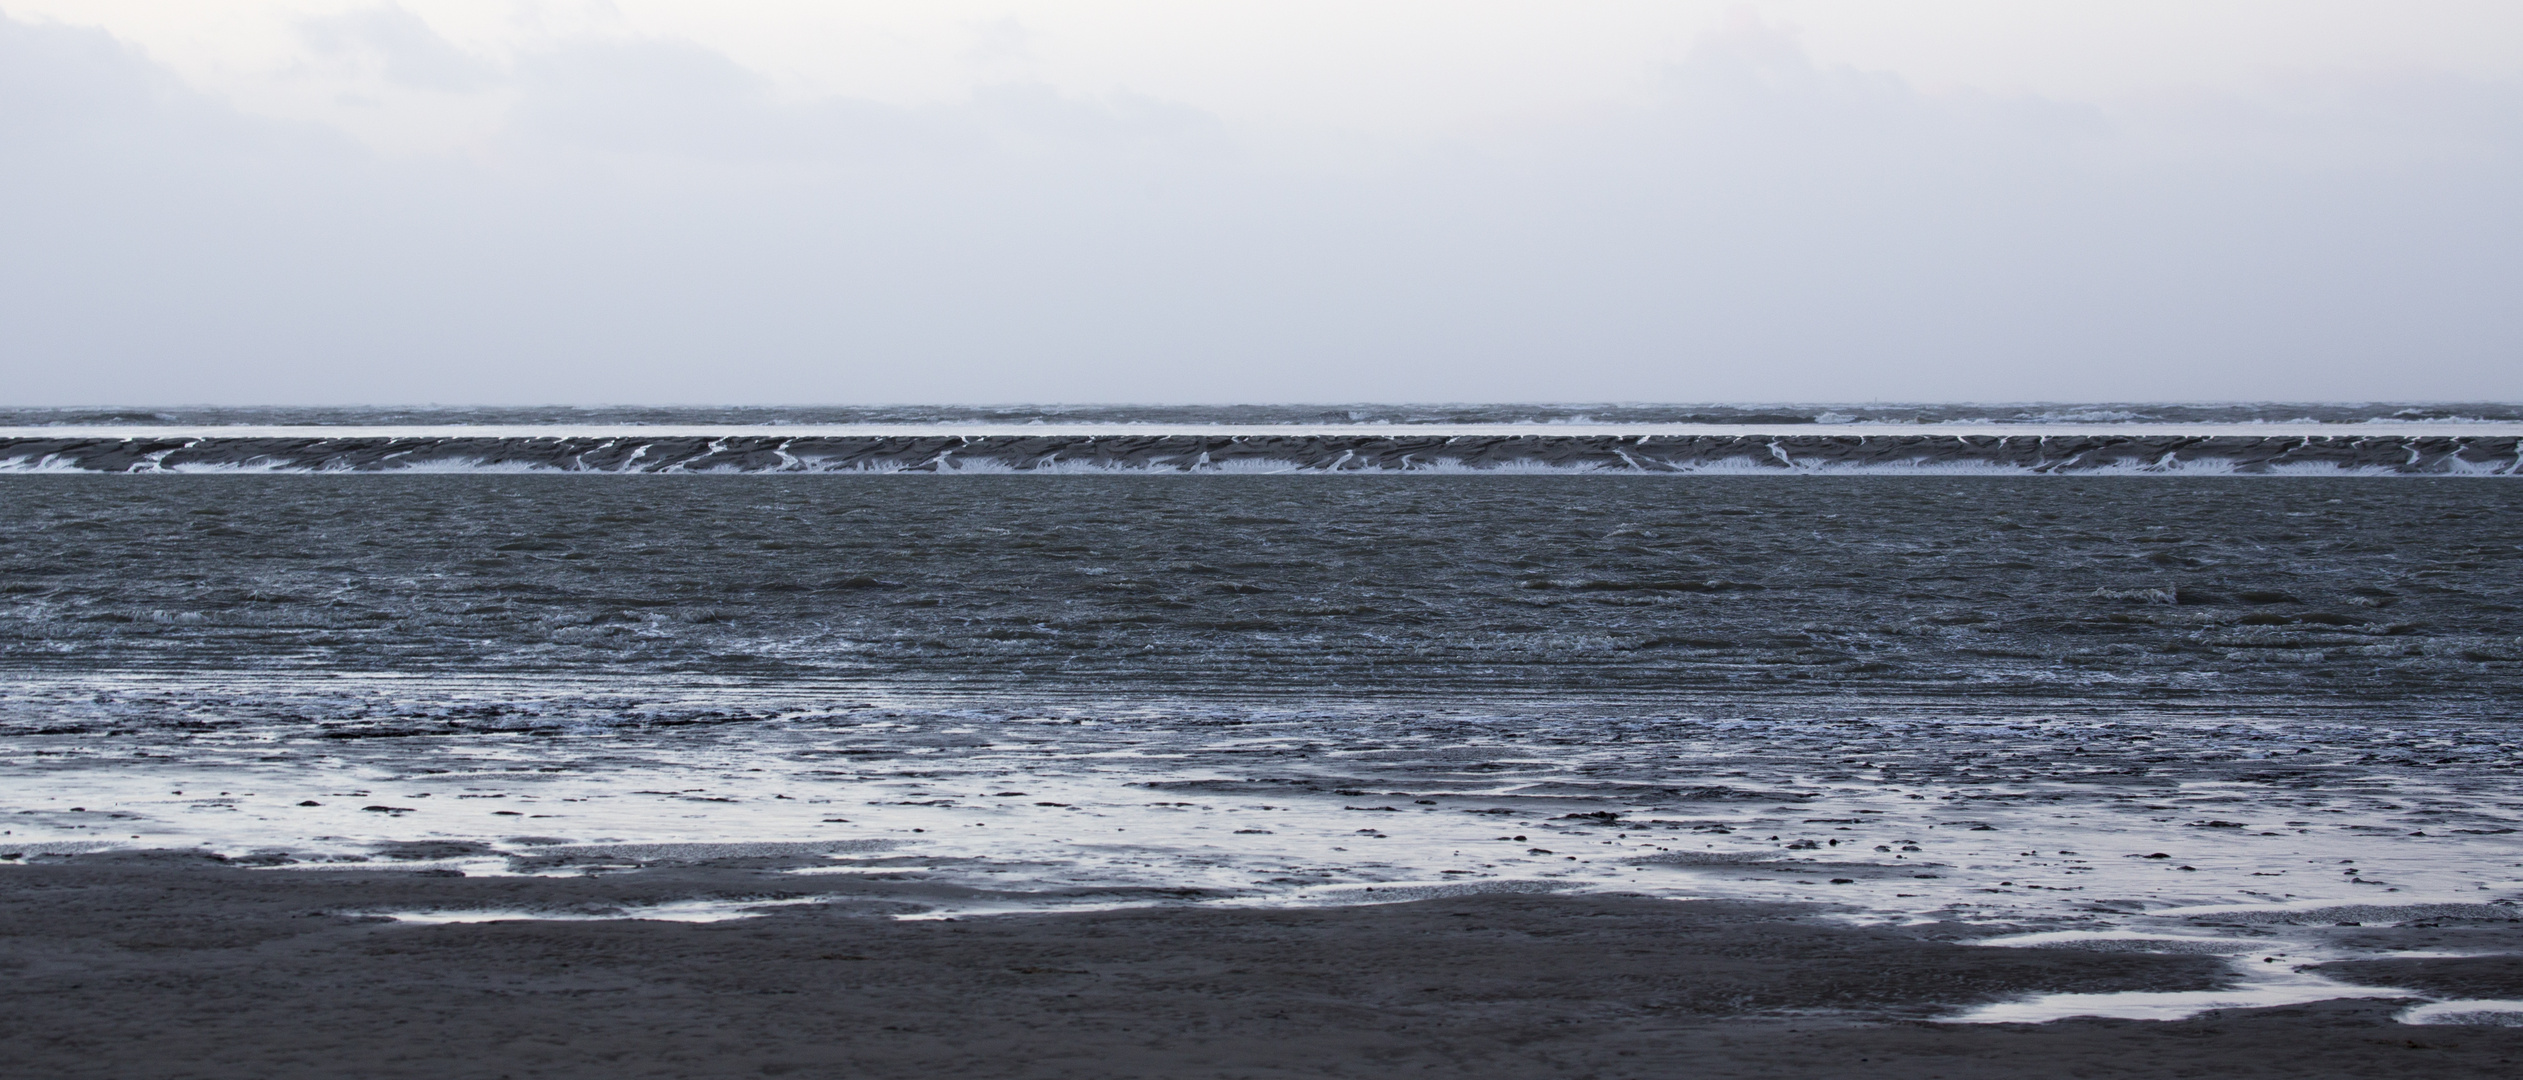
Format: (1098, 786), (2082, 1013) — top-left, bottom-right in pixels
(8, 854), (2523, 1079)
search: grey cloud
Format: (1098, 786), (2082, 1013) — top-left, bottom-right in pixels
(507, 37), (1223, 165)
(0, 13), (2516, 405)
(965, 17), (1040, 70)
(510, 36), (807, 156)
(0, 15), (313, 155)
(298, 4), (497, 92)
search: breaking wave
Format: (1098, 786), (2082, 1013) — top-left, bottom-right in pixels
(3, 433), (2518, 475)
(7, 402), (2523, 429)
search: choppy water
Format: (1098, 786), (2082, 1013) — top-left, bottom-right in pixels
(4, 474), (2523, 696)
(3, 476), (2515, 697)
(4, 471), (2519, 1021)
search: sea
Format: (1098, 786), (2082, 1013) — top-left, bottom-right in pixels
(3, 404), (2519, 1023)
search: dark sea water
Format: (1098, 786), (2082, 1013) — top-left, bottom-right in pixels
(3, 465), (2519, 1021)
(2, 475), (2517, 705)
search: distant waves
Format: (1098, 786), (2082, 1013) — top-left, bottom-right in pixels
(4, 432), (2519, 474)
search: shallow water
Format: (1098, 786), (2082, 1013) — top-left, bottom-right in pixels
(3, 473), (2518, 1020)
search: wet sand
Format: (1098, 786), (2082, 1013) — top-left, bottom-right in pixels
(5, 853), (2520, 1078)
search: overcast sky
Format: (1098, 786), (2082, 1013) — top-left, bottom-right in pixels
(4, 2), (2519, 405)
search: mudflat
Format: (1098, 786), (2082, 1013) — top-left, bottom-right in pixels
(4, 854), (2519, 1079)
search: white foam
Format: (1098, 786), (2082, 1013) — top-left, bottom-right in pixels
(2151, 900), (2522, 924)
(1974, 930), (2258, 953)
(1953, 964), (2409, 1024)
(2400, 1000), (2523, 1026)
(529, 840), (900, 861)
(1289, 879), (1581, 904)
(0, 840), (119, 856)
(376, 896), (825, 924)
